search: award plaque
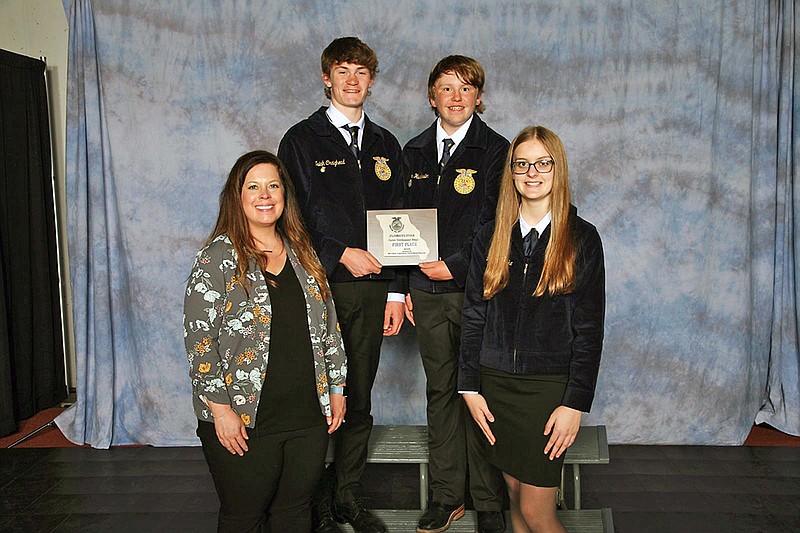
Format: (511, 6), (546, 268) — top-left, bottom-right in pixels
(366, 208), (438, 266)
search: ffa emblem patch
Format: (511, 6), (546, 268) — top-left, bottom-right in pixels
(454, 169), (477, 195)
(390, 217), (404, 232)
(373, 157), (391, 181)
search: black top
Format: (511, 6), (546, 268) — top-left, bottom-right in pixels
(256, 260), (326, 433)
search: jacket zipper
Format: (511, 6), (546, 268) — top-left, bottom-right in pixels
(431, 162), (444, 293)
(434, 155), (446, 208)
(513, 258), (531, 373)
(353, 144), (367, 275)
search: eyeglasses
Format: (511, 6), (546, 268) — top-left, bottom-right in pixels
(510, 158), (554, 174)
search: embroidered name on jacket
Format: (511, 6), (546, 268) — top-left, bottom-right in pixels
(315, 159), (345, 173)
(407, 172), (430, 187)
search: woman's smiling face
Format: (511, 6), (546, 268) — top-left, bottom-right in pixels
(240, 163), (284, 231)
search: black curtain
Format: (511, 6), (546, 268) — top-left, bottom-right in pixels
(0, 49), (67, 437)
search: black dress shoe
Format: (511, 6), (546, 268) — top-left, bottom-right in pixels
(416, 502), (465, 533)
(333, 498), (387, 533)
(313, 501), (343, 533)
(477, 510), (505, 533)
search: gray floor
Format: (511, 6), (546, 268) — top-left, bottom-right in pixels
(580, 445), (800, 532)
(1, 444), (798, 532)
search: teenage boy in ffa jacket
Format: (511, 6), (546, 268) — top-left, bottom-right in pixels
(402, 56), (510, 533)
(278, 37), (405, 533)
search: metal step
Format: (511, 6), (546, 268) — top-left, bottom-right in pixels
(338, 508), (614, 533)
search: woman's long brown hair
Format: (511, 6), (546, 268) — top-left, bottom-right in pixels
(207, 150), (330, 301)
(483, 126), (576, 299)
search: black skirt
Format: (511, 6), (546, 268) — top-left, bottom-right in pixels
(480, 366), (568, 487)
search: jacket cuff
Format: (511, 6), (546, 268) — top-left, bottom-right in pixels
(561, 387), (594, 413)
(444, 253), (468, 288)
(320, 240), (347, 275)
(457, 368), (480, 392)
(388, 267), (408, 294)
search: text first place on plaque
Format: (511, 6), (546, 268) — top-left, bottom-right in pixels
(366, 208), (438, 266)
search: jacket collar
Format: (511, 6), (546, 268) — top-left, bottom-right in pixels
(308, 106), (386, 154)
(512, 219), (549, 257)
(511, 204), (578, 256)
(406, 114), (491, 168)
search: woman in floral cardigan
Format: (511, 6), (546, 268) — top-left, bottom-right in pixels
(184, 150), (347, 532)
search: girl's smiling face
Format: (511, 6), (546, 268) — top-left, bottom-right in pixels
(512, 138), (554, 207)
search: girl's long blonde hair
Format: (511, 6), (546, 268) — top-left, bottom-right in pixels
(208, 150), (331, 301)
(483, 126), (576, 300)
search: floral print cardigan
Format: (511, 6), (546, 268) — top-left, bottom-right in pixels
(183, 234), (347, 428)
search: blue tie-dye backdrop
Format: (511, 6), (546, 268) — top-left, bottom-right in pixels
(56, 0), (798, 447)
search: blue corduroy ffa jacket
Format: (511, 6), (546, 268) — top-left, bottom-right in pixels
(278, 107), (404, 291)
(402, 115), (509, 293)
(458, 207), (605, 412)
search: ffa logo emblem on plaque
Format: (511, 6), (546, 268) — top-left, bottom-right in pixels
(454, 169), (477, 195)
(373, 157), (391, 181)
(390, 216), (404, 232)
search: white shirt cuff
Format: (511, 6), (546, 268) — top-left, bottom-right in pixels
(387, 292), (405, 303)
(459, 390), (479, 394)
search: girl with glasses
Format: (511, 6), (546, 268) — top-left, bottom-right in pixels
(459, 126), (605, 532)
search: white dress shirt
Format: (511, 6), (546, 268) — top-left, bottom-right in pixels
(435, 115), (473, 161)
(520, 210), (552, 238)
(326, 104), (365, 147)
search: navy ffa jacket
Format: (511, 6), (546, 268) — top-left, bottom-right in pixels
(278, 107), (404, 289)
(458, 208), (605, 412)
(402, 115), (509, 293)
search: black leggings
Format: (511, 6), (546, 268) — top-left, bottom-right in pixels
(198, 421), (329, 533)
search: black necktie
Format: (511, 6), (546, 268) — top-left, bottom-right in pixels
(523, 228), (538, 257)
(344, 125), (360, 160)
(440, 138), (454, 170)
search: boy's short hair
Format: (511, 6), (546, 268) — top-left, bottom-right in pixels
(427, 55), (487, 114)
(321, 37), (379, 99)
